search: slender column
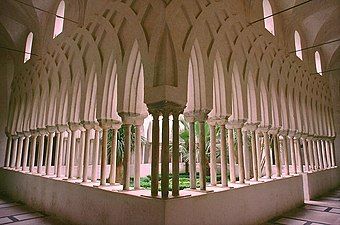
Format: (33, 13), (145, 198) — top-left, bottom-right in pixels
(242, 129), (250, 181)
(198, 119), (206, 190)
(68, 127), (77, 179)
(160, 112), (170, 197)
(263, 130), (271, 179)
(272, 132), (281, 177)
(37, 129), (46, 174)
(78, 129), (86, 179)
(151, 113), (160, 197)
(295, 137), (303, 173)
(255, 131), (262, 178)
(187, 117), (196, 189)
(250, 130), (258, 180)
(123, 124), (132, 190)
(288, 134), (297, 174)
(65, 130), (71, 178)
(316, 139), (323, 169)
(56, 127), (67, 178)
(301, 136), (309, 172)
(307, 138), (314, 171)
(21, 132), (31, 171)
(5, 133), (12, 167)
(99, 121), (110, 186)
(82, 123), (92, 182)
(281, 134), (289, 176)
(220, 124), (228, 186)
(46, 126), (56, 175)
(325, 140), (331, 169)
(10, 137), (19, 168)
(330, 139), (335, 167)
(109, 126), (119, 184)
(208, 122), (217, 186)
(313, 139), (319, 170)
(54, 131), (61, 175)
(134, 123), (142, 190)
(15, 135), (25, 169)
(321, 140), (327, 169)
(172, 112), (180, 196)
(228, 128), (236, 183)
(29, 132), (38, 173)
(91, 128), (100, 182)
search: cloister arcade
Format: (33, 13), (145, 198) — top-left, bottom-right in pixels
(0, 0), (339, 224)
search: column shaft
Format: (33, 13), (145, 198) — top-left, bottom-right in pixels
(189, 121), (196, 189)
(134, 125), (142, 190)
(289, 137), (297, 174)
(273, 134), (281, 177)
(228, 129), (236, 183)
(263, 131), (271, 178)
(302, 138), (309, 172)
(100, 128), (108, 185)
(325, 141), (331, 168)
(123, 124), (132, 190)
(282, 135), (289, 176)
(78, 131), (85, 178)
(91, 129), (100, 182)
(5, 136), (12, 167)
(151, 114), (160, 197)
(16, 137), (24, 169)
(82, 129), (91, 182)
(250, 131), (258, 180)
(46, 132), (54, 175)
(10, 138), (18, 168)
(37, 135), (45, 174)
(243, 130), (250, 181)
(321, 140), (327, 169)
(54, 132), (61, 175)
(209, 124), (217, 186)
(109, 129), (118, 184)
(65, 132), (71, 178)
(22, 136), (30, 171)
(296, 139), (303, 173)
(317, 140), (323, 169)
(68, 130), (76, 179)
(29, 135), (37, 173)
(313, 140), (319, 169)
(161, 113), (170, 197)
(330, 140), (335, 167)
(307, 139), (314, 170)
(220, 125), (227, 186)
(172, 114), (180, 196)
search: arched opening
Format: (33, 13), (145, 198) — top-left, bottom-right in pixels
(53, 1), (65, 38)
(24, 32), (33, 63)
(315, 51), (322, 75)
(263, 0), (275, 35)
(294, 31), (303, 60)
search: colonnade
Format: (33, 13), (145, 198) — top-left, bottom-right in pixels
(3, 112), (337, 199)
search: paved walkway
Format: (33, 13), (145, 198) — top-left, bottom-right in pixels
(267, 188), (340, 225)
(0, 197), (65, 225)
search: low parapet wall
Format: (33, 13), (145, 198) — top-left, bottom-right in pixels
(0, 168), (304, 225)
(302, 167), (340, 200)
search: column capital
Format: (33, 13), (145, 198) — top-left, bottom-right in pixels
(16, 132), (25, 138)
(46, 125), (58, 133)
(29, 129), (39, 137)
(68, 122), (84, 131)
(118, 113), (145, 126)
(242, 122), (259, 131)
(288, 130), (296, 138)
(268, 127), (281, 135)
(37, 128), (48, 135)
(23, 131), (31, 137)
(257, 126), (271, 133)
(80, 121), (99, 130)
(207, 117), (228, 126)
(279, 129), (289, 136)
(98, 119), (120, 130)
(57, 124), (69, 133)
(148, 101), (185, 117)
(226, 119), (246, 129)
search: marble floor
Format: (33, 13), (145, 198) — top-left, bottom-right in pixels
(267, 188), (340, 225)
(0, 197), (66, 225)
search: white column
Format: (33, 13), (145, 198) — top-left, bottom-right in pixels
(99, 121), (109, 186)
(91, 128), (100, 182)
(302, 136), (309, 172)
(78, 129), (86, 179)
(255, 131), (262, 178)
(228, 127), (236, 183)
(187, 116), (196, 189)
(16, 135), (25, 169)
(46, 126), (56, 175)
(288, 134), (297, 174)
(330, 139), (335, 167)
(273, 132), (281, 177)
(172, 112), (181, 196)
(263, 130), (271, 179)
(22, 132), (31, 171)
(5, 134), (12, 167)
(307, 137), (314, 171)
(250, 130), (258, 180)
(281, 134), (290, 176)
(123, 123), (132, 190)
(198, 119), (206, 190)
(321, 139), (327, 169)
(316, 139), (323, 169)
(325, 140), (331, 169)
(161, 111), (170, 197)
(65, 130), (72, 178)
(208, 122), (217, 186)
(29, 132), (38, 173)
(242, 129), (250, 181)
(10, 137), (19, 168)
(220, 123), (228, 187)
(82, 123), (92, 182)
(295, 137), (303, 173)
(134, 123), (142, 190)
(109, 126), (119, 184)
(37, 130), (46, 174)
(68, 127), (77, 179)
(151, 112), (160, 197)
